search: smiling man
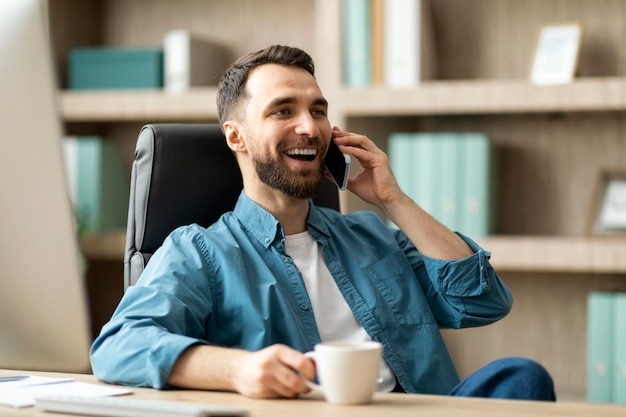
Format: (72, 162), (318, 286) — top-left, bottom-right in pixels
(227, 62), (330, 206)
(90, 45), (555, 401)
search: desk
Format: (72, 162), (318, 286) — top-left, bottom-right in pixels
(2, 369), (625, 417)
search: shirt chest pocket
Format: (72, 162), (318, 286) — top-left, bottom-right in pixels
(367, 250), (435, 326)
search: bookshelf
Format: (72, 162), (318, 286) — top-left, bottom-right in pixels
(50, 0), (626, 401)
(339, 78), (626, 115)
(61, 78), (626, 121)
(60, 88), (219, 122)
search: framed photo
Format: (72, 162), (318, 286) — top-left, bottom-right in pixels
(529, 22), (584, 85)
(587, 170), (626, 236)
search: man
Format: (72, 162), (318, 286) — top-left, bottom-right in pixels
(91, 45), (555, 400)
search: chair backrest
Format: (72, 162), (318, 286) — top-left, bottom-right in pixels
(124, 123), (340, 289)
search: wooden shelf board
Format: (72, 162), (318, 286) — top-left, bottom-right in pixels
(59, 78), (626, 122)
(476, 236), (626, 273)
(78, 230), (626, 274)
(80, 230), (126, 261)
(339, 77), (626, 116)
(59, 88), (218, 122)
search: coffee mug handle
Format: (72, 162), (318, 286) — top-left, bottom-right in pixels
(303, 351), (323, 392)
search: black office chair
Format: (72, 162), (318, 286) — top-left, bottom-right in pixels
(124, 124), (340, 289)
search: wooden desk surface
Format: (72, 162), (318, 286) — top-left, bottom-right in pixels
(2, 369), (625, 417)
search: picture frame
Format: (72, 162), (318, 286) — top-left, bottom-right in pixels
(529, 22), (584, 85)
(587, 170), (626, 236)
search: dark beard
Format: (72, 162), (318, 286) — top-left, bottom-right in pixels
(253, 156), (325, 199)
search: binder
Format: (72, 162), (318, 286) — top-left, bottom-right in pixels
(587, 292), (615, 403)
(413, 134), (438, 217)
(459, 133), (493, 237)
(383, 0), (437, 88)
(613, 293), (626, 404)
(342, 0), (371, 87)
(387, 133), (414, 227)
(388, 133), (414, 196)
(370, 0), (384, 85)
(436, 134), (461, 230)
(63, 137), (129, 234)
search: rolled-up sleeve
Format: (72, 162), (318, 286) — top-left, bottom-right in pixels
(418, 233), (513, 328)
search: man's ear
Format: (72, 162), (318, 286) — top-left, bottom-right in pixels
(223, 121), (246, 153)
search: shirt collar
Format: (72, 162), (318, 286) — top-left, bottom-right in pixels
(232, 191), (332, 248)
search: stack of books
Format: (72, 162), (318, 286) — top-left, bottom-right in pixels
(342, 0), (437, 88)
(587, 292), (626, 404)
(388, 132), (494, 237)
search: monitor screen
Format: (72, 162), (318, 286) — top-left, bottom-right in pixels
(0, 0), (92, 372)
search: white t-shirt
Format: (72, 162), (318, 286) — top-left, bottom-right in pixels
(284, 231), (396, 392)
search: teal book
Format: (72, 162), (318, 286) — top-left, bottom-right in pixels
(413, 133), (438, 217)
(69, 47), (163, 90)
(613, 293), (626, 404)
(343, 0), (371, 87)
(459, 133), (493, 237)
(63, 137), (130, 234)
(587, 292), (615, 403)
(388, 133), (415, 227)
(436, 134), (461, 231)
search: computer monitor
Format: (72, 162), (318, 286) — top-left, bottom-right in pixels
(0, 0), (92, 372)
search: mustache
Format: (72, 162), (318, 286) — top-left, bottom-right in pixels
(278, 136), (325, 152)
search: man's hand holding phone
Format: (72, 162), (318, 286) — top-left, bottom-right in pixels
(329, 126), (407, 211)
(324, 136), (351, 190)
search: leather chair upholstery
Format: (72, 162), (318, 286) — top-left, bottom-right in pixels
(124, 123), (340, 289)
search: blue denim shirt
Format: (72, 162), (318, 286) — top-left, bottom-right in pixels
(91, 192), (512, 395)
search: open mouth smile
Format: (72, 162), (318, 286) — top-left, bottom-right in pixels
(284, 148), (318, 162)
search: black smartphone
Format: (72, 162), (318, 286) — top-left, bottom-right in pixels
(324, 137), (351, 190)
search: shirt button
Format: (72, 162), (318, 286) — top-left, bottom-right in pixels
(285, 257), (293, 263)
(263, 238), (270, 244)
(300, 304), (309, 310)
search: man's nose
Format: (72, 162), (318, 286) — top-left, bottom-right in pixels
(294, 112), (320, 138)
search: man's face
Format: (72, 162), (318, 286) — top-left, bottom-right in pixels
(240, 64), (332, 199)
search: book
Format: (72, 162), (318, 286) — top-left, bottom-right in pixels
(0, 375), (131, 408)
(383, 0), (437, 88)
(69, 48), (163, 90)
(459, 133), (493, 237)
(388, 132), (494, 236)
(436, 134), (461, 230)
(163, 30), (229, 93)
(613, 293), (626, 404)
(586, 292), (615, 403)
(388, 133), (415, 227)
(63, 137), (130, 234)
(342, 0), (371, 87)
(370, 0), (384, 85)
(412, 133), (438, 216)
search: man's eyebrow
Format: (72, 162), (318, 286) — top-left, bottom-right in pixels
(264, 96), (329, 110)
(313, 97), (329, 108)
(265, 96), (296, 110)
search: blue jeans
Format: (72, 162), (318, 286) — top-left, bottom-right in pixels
(448, 357), (556, 401)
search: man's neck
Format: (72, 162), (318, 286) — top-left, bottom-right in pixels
(245, 186), (309, 235)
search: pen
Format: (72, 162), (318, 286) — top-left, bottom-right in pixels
(0, 376), (29, 382)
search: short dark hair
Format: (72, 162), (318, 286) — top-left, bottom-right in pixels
(216, 45), (316, 127)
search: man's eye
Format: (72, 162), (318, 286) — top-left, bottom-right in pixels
(274, 109), (290, 116)
(312, 109), (327, 116)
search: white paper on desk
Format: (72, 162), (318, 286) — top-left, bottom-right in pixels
(0, 376), (132, 408)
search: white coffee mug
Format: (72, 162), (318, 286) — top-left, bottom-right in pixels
(304, 341), (383, 405)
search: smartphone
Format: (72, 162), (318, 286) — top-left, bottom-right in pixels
(324, 137), (351, 190)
